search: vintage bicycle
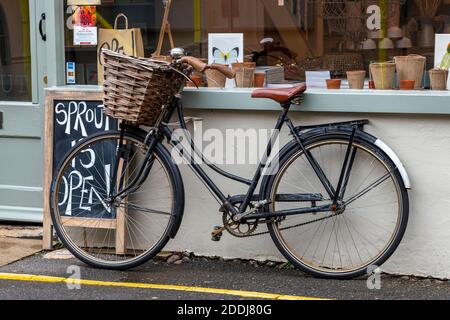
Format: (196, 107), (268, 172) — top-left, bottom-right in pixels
(50, 48), (410, 279)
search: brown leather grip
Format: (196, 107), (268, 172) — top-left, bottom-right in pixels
(179, 56), (207, 73)
(209, 63), (236, 79)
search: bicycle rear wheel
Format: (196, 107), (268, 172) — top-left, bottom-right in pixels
(266, 135), (409, 279)
(50, 130), (184, 270)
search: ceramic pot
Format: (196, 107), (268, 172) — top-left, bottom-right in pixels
(205, 68), (227, 88)
(399, 80), (415, 90)
(187, 75), (203, 87)
(394, 55), (426, 89)
(326, 79), (342, 89)
(417, 16), (435, 48)
(429, 69), (448, 90)
(347, 70), (366, 89)
(369, 62), (396, 89)
(254, 72), (266, 88)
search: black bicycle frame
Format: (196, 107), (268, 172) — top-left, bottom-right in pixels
(112, 95), (363, 219)
(143, 97), (359, 219)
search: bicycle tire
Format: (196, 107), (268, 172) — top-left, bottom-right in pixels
(50, 129), (185, 270)
(264, 133), (409, 279)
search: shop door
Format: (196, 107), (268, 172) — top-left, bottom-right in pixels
(0, 0), (48, 222)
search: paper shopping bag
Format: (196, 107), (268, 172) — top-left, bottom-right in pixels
(97, 13), (144, 84)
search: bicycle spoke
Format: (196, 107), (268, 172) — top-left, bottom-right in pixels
(117, 203), (172, 216)
(52, 134), (176, 266)
(269, 139), (406, 277)
(344, 171), (393, 206)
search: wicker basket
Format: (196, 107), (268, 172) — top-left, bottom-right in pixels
(102, 49), (191, 126)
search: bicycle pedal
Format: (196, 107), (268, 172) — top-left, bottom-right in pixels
(211, 226), (224, 242)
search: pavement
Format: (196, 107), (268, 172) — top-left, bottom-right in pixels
(0, 250), (449, 300)
(0, 225), (42, 267)
(0, 225), (449, 300)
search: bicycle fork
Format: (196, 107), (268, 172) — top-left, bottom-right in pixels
(109, 126), (160, 204)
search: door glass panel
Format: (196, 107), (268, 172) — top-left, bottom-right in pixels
(0, 0), (31, 101)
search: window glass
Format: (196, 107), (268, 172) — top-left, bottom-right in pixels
(0, 0), (32, 101)
(63, 0), (450, 87)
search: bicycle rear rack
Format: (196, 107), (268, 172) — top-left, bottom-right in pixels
(296, 119), (369, 132)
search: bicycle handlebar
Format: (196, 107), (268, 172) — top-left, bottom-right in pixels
(209, 63), (236, 79)
(178, 56), (236, 79)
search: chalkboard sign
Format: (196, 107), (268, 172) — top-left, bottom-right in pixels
(43, 90), (126, 250)
(52, 99), (118, 219)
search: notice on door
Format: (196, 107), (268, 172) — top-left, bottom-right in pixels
(74, 26), (97, 45)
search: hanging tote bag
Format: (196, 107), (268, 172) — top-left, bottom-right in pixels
(97, 13), (145, 84)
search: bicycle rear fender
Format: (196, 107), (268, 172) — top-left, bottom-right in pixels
(374, 138), (411, 189)
(259, 125), (411, 200)
(317, 126), (411, 189)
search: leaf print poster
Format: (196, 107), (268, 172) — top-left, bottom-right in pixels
(434, 34), (450, 90)
(435, 34), (450, 68)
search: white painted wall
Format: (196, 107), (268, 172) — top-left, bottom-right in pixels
(164, 108), (450, 279)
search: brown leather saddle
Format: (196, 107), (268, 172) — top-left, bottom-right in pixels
(251, 83), (307, 104)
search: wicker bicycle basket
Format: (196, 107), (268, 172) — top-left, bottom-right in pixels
(102, 49), (191, 126)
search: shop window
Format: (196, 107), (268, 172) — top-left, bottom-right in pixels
(0, 0), (31, 101)
(63, 0), (450, 88)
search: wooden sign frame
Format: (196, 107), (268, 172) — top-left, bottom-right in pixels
(43, 90), (126, 253)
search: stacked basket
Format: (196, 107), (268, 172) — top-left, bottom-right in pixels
(102, 49), (192, 126)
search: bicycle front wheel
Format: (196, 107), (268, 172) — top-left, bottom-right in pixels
(50, 130), (184, 270)
(266, 135), (409, 279)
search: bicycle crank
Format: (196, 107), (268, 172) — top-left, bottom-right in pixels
(222, 211), (259, 238)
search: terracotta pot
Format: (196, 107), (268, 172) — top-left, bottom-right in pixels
(347, 70), (366, 89)
(429, 69), (448, 90)
(368, 80), (375, 89)
(232, 62), (256, 70)
(235, 67), (255, 88)
(399, 80), (415, 90)
(187, 75), (203, 87)
(232, 62), (257, 88)
(254, 72), (266, 88)
(205, 68), (227, 88)
(326, 79), (342, 89)
(232, 62), (244, 70)
(369, 62), (396, 89)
